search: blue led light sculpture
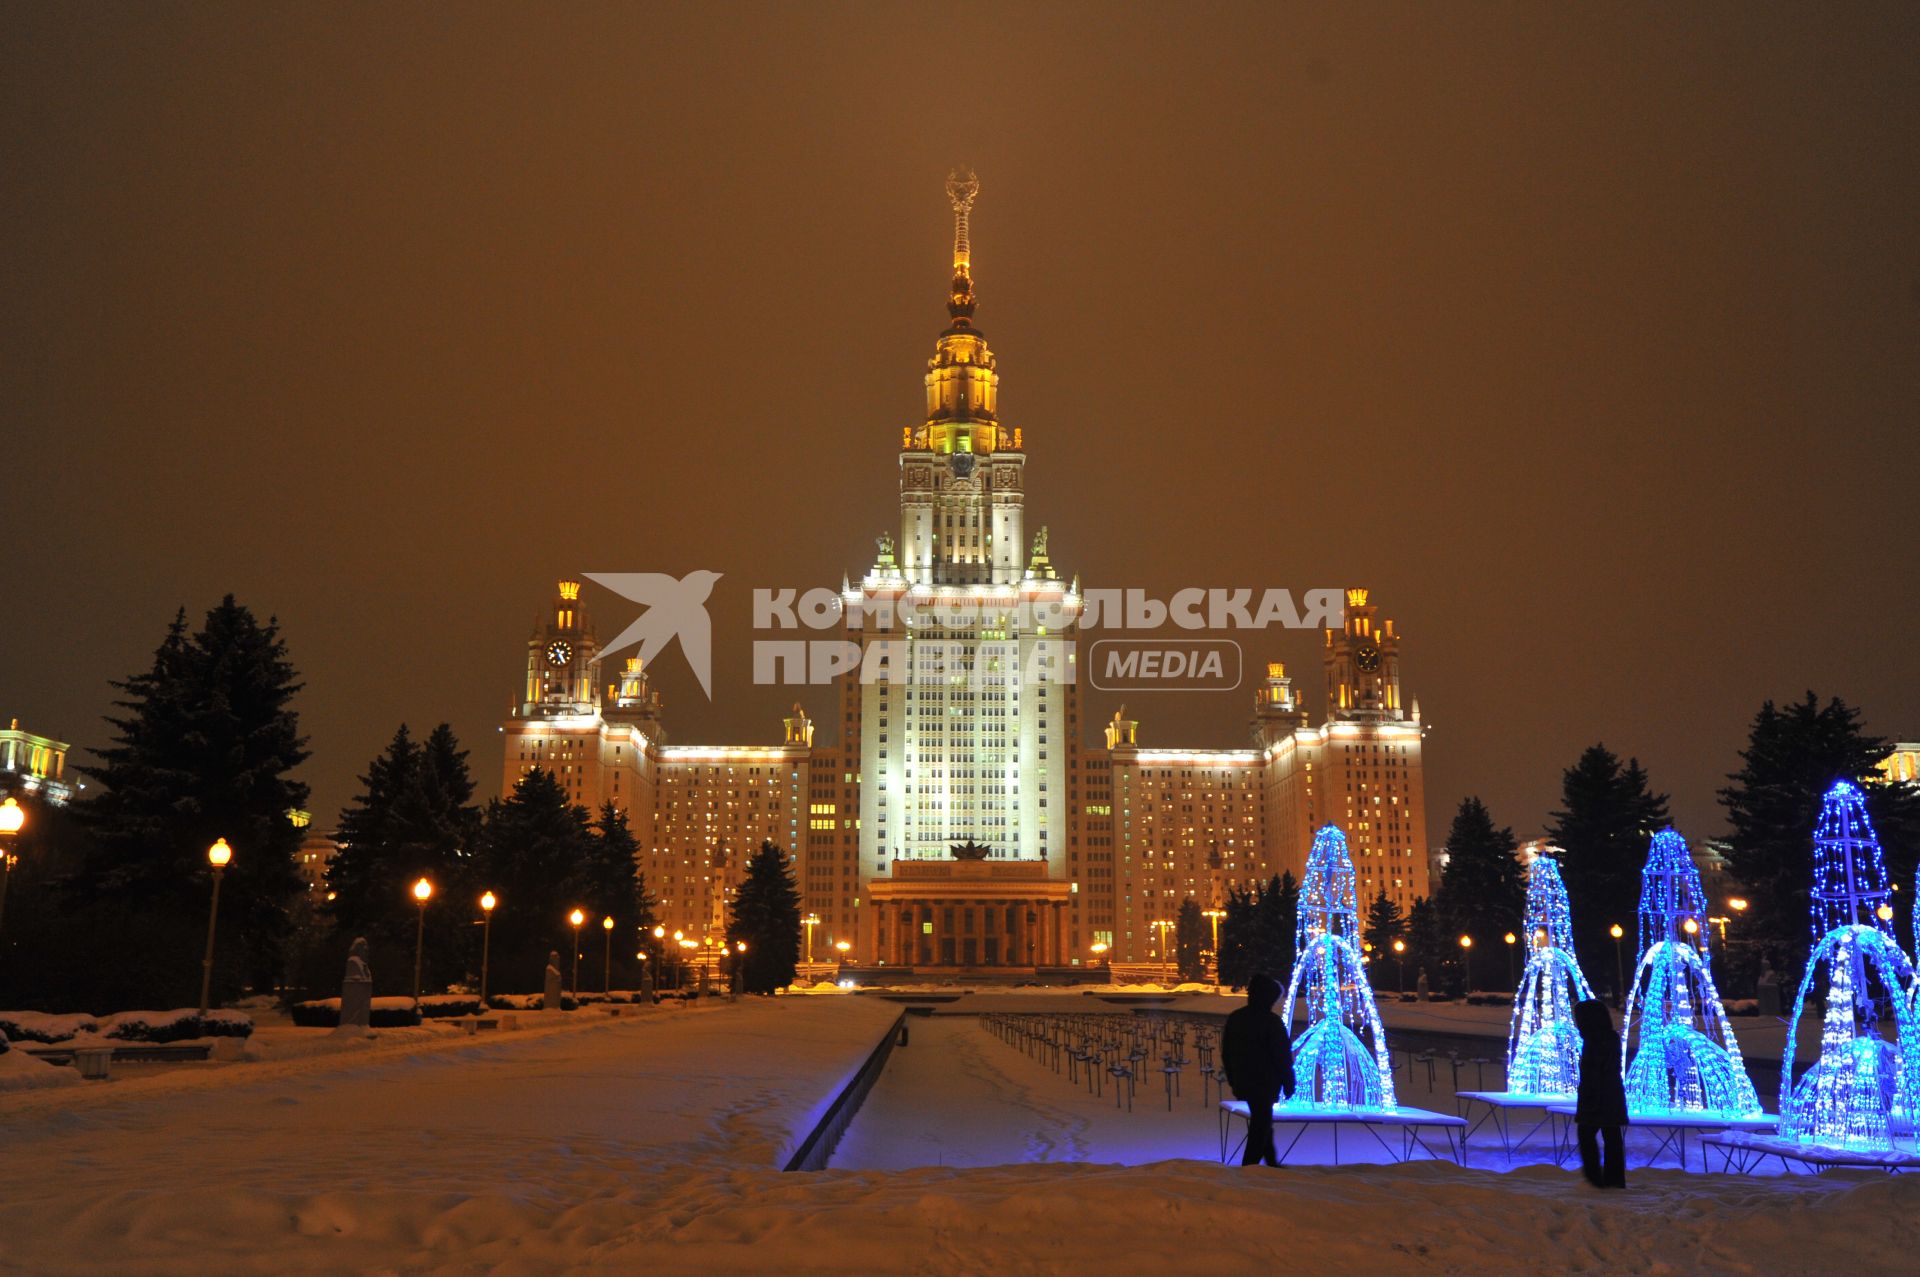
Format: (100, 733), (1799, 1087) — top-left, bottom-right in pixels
(1505, 855), (1594, 1097)
(1779, 781), (1920, 1152)
(1282, 824), (1396, 1108)
(1620, 828), (1761, 1117)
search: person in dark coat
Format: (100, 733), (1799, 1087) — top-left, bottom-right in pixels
(1573, 998), (1629, 1188)
(1221, 973), (1297, 1167)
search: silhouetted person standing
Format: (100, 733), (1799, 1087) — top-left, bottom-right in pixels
(1222, 973), (1296, 1167)
(1574, 998), (1628, 1188)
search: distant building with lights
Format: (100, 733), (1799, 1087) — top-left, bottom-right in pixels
(499, 175), (1432, 970)
(1878, 742), (1920, 786)
(0, 718), (75, 805)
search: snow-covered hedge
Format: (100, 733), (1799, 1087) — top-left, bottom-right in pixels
(0, 1009), (254, 1044)
(484, 993), (578, 1012)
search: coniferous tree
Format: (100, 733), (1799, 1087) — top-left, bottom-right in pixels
(1215, 883), (1258, 989)
(580, 803), (659, 989)
(1719, 693), (1920, 970)
(470, 770), (596, 995)
(1405, 895), (1445, 993)
(1175, 897), (1206, 982)
(1218, 873), (1298, 992)
(327, 723), (480, 993)
(76, 598), (309, 1004)
(1433, 797), (1525, 967)
(727, 841), (801, 994)
(1549, 745), (1669, 995)
(1363, 887), (1407, 957)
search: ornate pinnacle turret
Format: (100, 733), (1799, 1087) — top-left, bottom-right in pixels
(946, 167), (979, 321)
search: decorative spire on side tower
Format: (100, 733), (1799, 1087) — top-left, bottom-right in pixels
(946, 167), (979, 322)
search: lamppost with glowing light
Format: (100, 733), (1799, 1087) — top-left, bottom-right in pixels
(1458, 933), (1474, 993)
(1392, 937), (1407, 994)
(835, 938), (851, 966)
(602, 914), (615, 991)
(0, 796), (25, 941)
(1091, 941), (1110, 969)
(569, 909), (586, 994)
(197, 838), (233, 1014)
(1202, 907), (1226, 982)
(677, 936), (696, 988)
(1503, 931), (1518, 990)
(733, 939), (747, 994)
(803, 912), (820, 964)
(410, 877), (433, 1009)
(1609, 923), (1626, 1005)
(1152, 918), (1176, 981)
(479, 891), (497, 1003)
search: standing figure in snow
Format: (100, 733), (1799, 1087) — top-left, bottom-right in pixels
(1222, 972), (1296, 1167)
(1573, 999), (1629, 1188)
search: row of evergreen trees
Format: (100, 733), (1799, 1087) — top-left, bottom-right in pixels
(1357, 700), (1920, 999)
(0, 597), (808, 1011)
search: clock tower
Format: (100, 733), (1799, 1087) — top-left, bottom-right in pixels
(521, 579), (600, 716)
(1324, 588), (1405, 722)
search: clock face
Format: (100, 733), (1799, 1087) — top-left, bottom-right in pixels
(546, 641), (573, 668)
(1355, 643), (1382, 674)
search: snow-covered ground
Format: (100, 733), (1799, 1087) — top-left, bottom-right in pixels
(2, 998), (1913, 1275)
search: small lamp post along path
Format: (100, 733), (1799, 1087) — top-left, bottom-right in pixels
(569, 909), (586, 995)
(1458, 933), (1474, 994)
(1609, 923), (1626, 1005)
(803, 912), (820, 964)
(197, 837), (233, 1015)
(602, 914), (614, 991)
(1504, 931), (1518, 990)
(0, 796), (26, 941)
(479, 891), (497, 1003)
(835, 938), (851, 965)
(1392, 937), (1407, 994)
(411, 877), (433, 1009)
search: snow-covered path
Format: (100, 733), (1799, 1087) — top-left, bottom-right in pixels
(4, 999), (1916, 1275)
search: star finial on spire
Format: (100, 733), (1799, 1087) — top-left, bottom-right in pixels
(945, 167), (979, 320)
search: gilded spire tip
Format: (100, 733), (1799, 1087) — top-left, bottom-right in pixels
(945, 167), (978, 321)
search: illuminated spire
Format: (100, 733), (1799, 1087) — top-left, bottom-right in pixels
(945, 167), (979, 321)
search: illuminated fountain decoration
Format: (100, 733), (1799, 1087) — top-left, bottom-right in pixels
(1620, 829), (1762, 1117)
(1505, 856), (1594, 1097)
(1281, 824), (1396, 1109)
(1778, 781), (1920, 1151)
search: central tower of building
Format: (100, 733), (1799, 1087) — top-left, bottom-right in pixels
(847, 173), (1083, 965)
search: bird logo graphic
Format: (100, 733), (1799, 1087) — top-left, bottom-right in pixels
(583, 570), (724, 700)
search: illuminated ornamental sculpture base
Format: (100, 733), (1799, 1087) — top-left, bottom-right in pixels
(1779, 781), (1920, 1153)
(1282, 825), (1396, 1109)
(1621, 829), (1761, 1118)
(1505, 856), (1594, 1098)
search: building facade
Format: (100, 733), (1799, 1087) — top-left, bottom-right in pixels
(498, 174), (1431, 971)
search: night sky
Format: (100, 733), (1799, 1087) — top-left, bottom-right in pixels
(5, 4), (1917, 841)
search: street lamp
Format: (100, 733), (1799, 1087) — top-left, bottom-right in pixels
(602, 914), (615, 992)
(802, 912), (821, 964)
(0, 796), (25, 941)
(569, 909), (586, 994)
(197, 838), (233, 1015)
(1458, 934), (1474, 994)
(1152, 918), (1176, 981)
(1090, 941), (1110, 966)
(1503, 931), (1517, 990)
(1609, 923), (1626, 1006)
(1391, 937), (1407, 994)
(479, 891), (497, 1003)
(411, 877), (433, 1010)
(834, 938), (851, 964)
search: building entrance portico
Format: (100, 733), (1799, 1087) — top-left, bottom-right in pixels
(865, 855), (1074, 970)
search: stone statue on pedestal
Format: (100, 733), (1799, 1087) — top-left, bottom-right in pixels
(543, 949), (565, 1013)
(337, 937), (373, 1035)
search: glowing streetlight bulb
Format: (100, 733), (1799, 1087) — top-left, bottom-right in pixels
(569, 908), (585, 927)
(480, 891), (497, 912)
(208, 838), (233, 868)
(1609, 923), (1624, 939)
(602, 915), (614, 932)
(1877, 903), (1895, 922)
(412, 877), (432, 902)
(1727, 897), (1748, 912)
(1458, 934), (1473, 949)
(1682, 918), (1700, 936)
(1503, 932), (1516, 945)
(1391, 939), (1405, 954)
(0, 797), (26, 835)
